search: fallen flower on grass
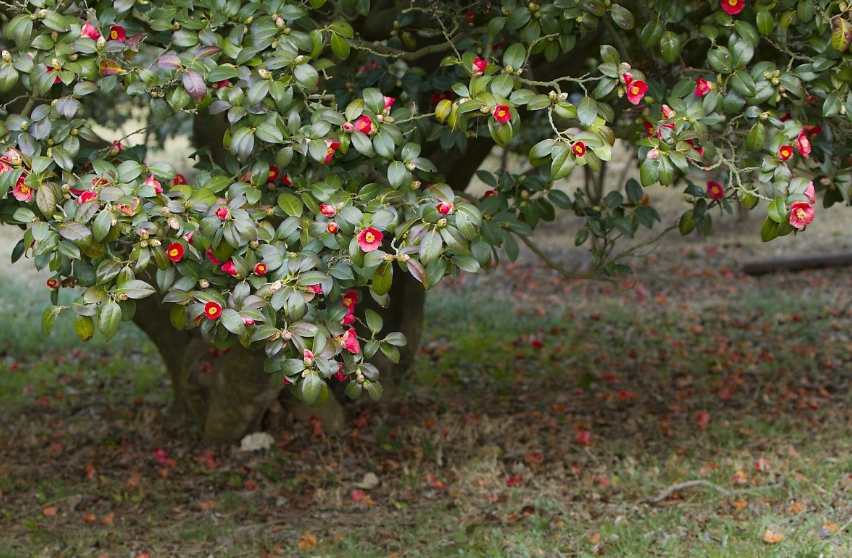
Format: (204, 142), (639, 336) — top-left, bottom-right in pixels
(762, 529), (784, 544)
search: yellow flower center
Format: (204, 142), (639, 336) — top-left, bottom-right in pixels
(207, 307), (217, 315)
(110, 30), (118, 39)
(327, 147), (334, 155)
(631, 85), (640, 95)
(728, 0), (737, 5)
(796, 208), (806, 219)
(19, 185), (31, 194)
(169, 249), (178, 257)
(365, 232), (375, 243)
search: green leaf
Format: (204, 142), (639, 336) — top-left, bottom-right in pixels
(113, 280), (155, 299)
(660, 32), (682, 63)
(760, 217), (779, 242)
(502, 43), (526, 71)
(419, 229), (443, 265)
(610, 5), (634, 30)
(301, 373), (323, 406)
(372, 260), (393, 296)
(219, 309), (247, 335)
(365, 309), (383, 335)
(42, 306), (61, 336)
(98, 300), (122, 341)
(74, 314), (95, 342)
(577, 97), (597, 127)
(277, 192), (303, 217)
(363, 380), (383, 401)
(767, 197), (786, 223)
(294, 64), (319, 91)
(92, 210), (112, 242)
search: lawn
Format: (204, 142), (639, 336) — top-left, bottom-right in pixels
(2, 223), (852, 557)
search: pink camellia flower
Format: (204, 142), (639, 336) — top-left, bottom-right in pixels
(796, 129), (812, 158)
(656, 122), (675, 140)
(354, 115), (372, 134)
(357, 227), (383, 252)
(108, 25), (126, 43)
(243, 316), (255, 326)
(572, 142), (587, 157)
(720, 0), (745, 16)
(204, 301), (222, 320)
(621, 72), (634, 85)
(167, 242), (184, 262)
(341, 328), (361, 354)
(215, 206), (229, 220)
(661, 104), (676, 119)
(182, 231), (194, 244)
(309, 284), (323, 295)
(436, 202), (453, 215)
(626, 80), (648, 105)
(324, 140), (340, 164)
(472, 57), (488, 75)
(342, 290), (358, 308)
(80, 22), (101, 40)
(143, 175), (163, 194)
(706, 181), (725, 201)
(117, 199), (138, 216)
(303, 349), (314, 364)
(319, 203), (336, 217)
(493, 104), (512, 123)
(77, 191), (97, 205)
(12, 176), (33, 203)
(342, 305), (355, 325)
(254, 262), (267, 276)
(221, 261), (238, 276)
(804, 181), (816, 204)
(327, 222), (339, 234)
(383, 96), (395, 111)
(789, 201), (814, 229)
(695, 77), (712, 97)
(0, 160), (11, 174)
(342, 122), (355, 133)
(215, 80), (230, 89)
(206, 248), (222, 265)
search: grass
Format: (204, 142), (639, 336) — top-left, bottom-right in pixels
(3, 255), (852, 557)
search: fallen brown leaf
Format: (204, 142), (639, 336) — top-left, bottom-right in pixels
(199, 500), (218, 511)
(42, 506), (58, 517)
(587, 532), (601, 544)
(297, 532), (317, 550)
(82, 512), (97, 523)
(762, 529), (784, 544)
(731, 499), (748, 513)
(789, 502), (804, 514)
(100, 511), (115, 526)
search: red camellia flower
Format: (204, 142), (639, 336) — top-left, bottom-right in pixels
(643, 121), (655, 137)
(796, 129), (812, 158)
(343, 290), (358, 308)
(572, 142), (587, 157)
(327, 222), (339, 234)
(80, 22), (101, 40)
(221, 261), (238, 276)
(324, 140), (340, 164)
(695, 77), (712, 97)
(621, 72), (634, 85)
(12, 177), (33, 203)
(354, 115), (373, 134)
(626, 80), (648, 105)
(46, 279), (60, 290)
(267, 165), (279, 182)
(493, 104), (511, 123)
(319, 203), (336, 217)
(167, 242), (184, 262)
(789, 201), (814, 229)
(109, 25), (126, 43)
(243, 316), (255, 326)
(805, 181), (816, 204)
(143, 174), (163, 194)
(706, 181), (725, 201)
(720, 0), (745, 16)
(383, 96), (395, 111)
(77, 191), (97, 205)
(483, 190), (497, 198)
(436, 202), (453, 215)
(778, 145), (793, 161)
(472, 57), (488, 75)
(685, 139), (704, 158)
(206, 248), (222, 265)
(431, 91), (452, 104)
(182, 231), (194, 244)
(46, 66), (61, 85)
(204, 301), (222, 320)
(215, 80), (230, 89)
(341, 328), (361, 354)
(172, 174), (187, 185)
(357, 227), (383, 252)
(334, 364), (347, 382)
(282, 174), (292, 187)
(215, 206), (229, 220)
(253, 262), (268, 276)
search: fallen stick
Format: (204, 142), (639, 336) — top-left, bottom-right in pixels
(742, 253), (852, 276)
(636, 477), (785, 506)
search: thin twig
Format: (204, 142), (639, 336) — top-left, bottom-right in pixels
(518, 234), (617, 283)
(637, 476), (785, 506)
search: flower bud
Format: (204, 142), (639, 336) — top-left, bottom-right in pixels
(150, 239), (161, 247)
(199, 279), (210, 288)
(249, 240), (259, 249)
(1, 51), (11, 63)
(437, 218), (448, 227)
(168, 217), (179, 229)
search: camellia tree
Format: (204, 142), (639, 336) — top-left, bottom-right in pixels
(1, 0), (849, 442)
